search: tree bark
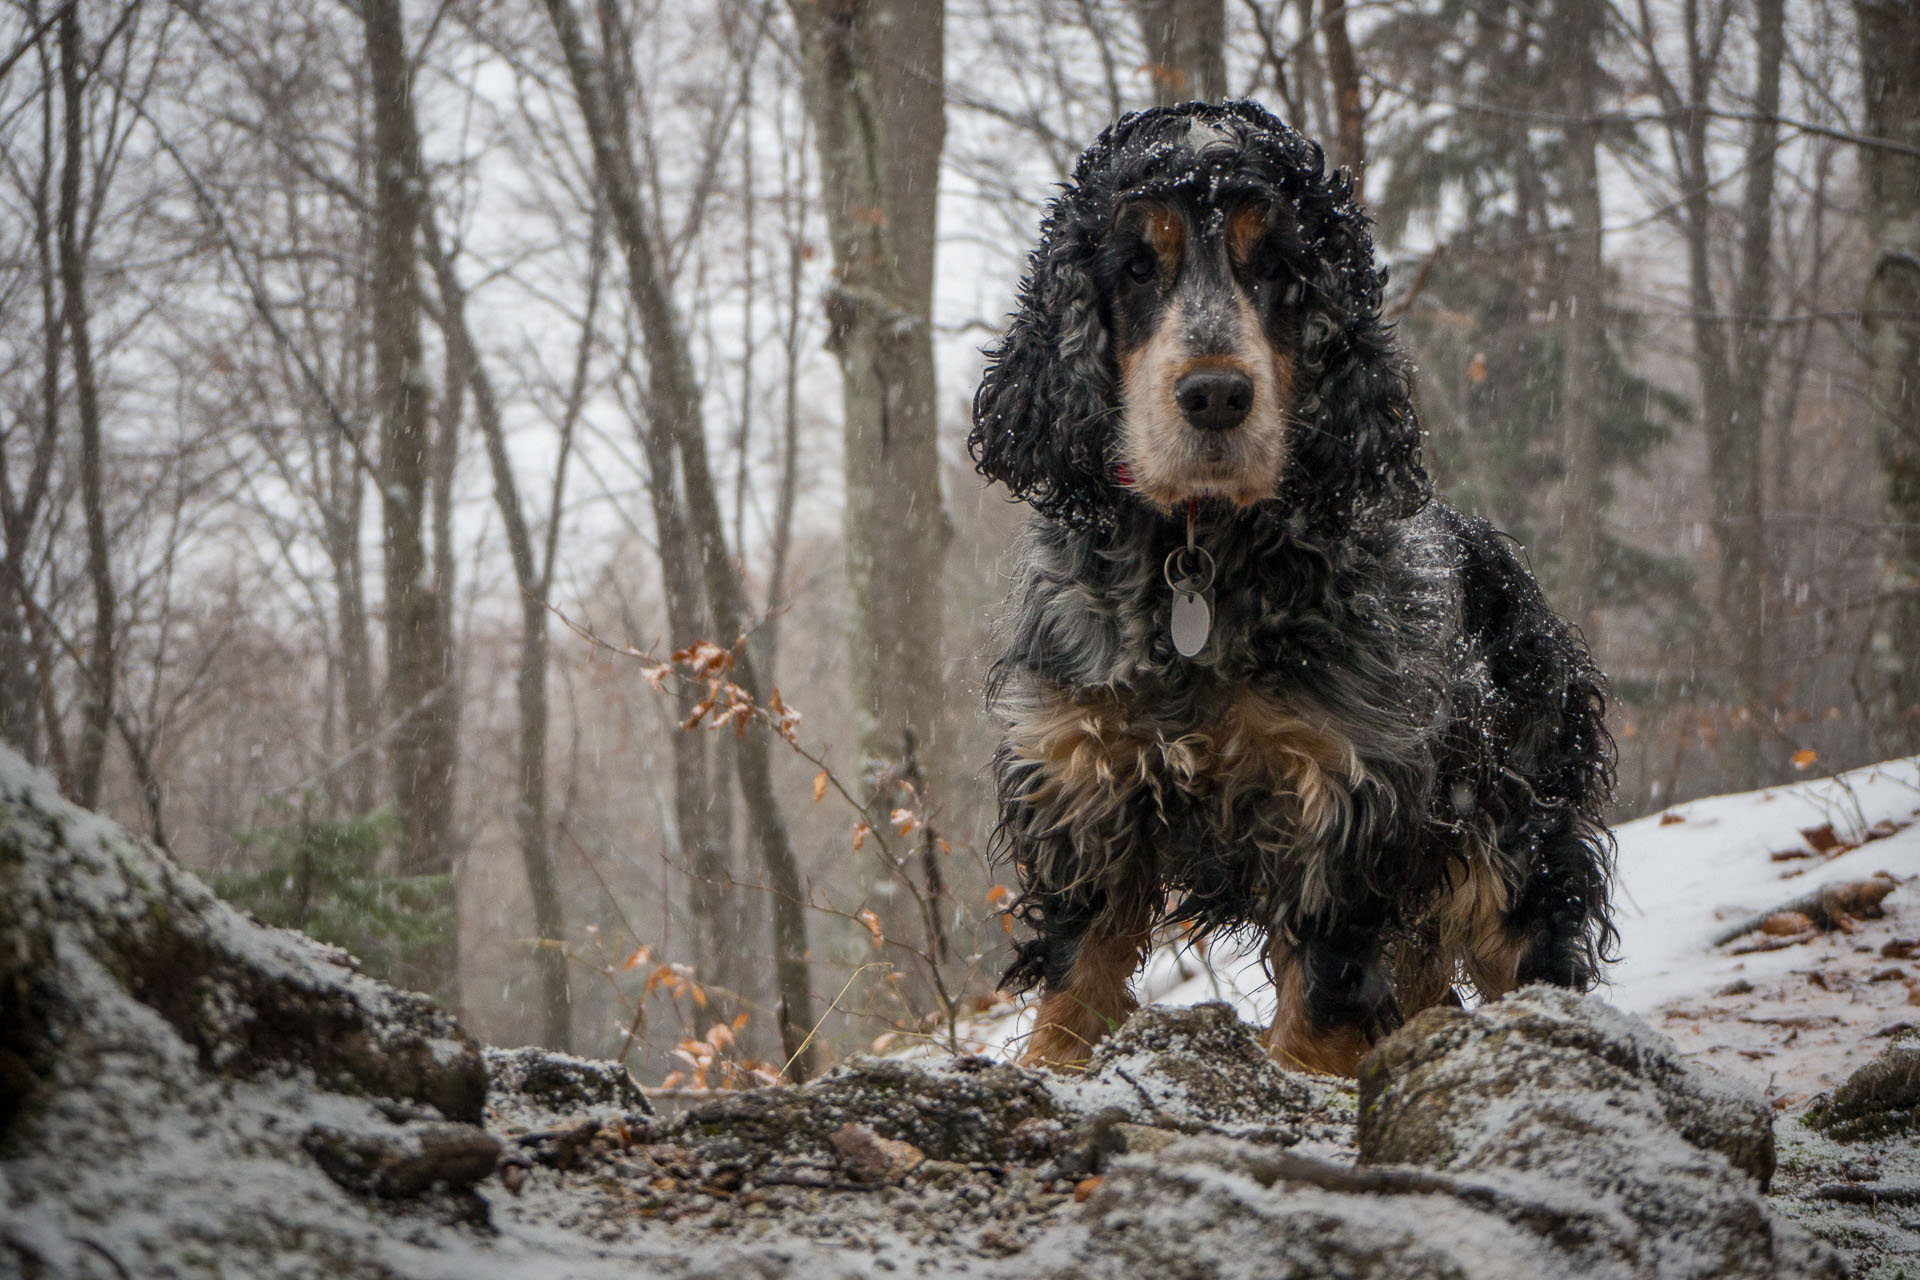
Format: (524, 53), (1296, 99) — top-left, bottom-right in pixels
(58, 5), (114, 810)
(1721, 0), (1785, 737)
(1130, 0), (1226, 105)
(422, 208), (572, 1051)
(0, 19), (62, 767)
(1675, 0), (1781, 785)
(1856, 0), (1920, 748)
(545, 0), (818, 1077)
(787, 0), (952, 796)
(364, 0), (459, 1007)
(592, 0), (739, 1026)
(1319, 0), (1367, 196)
(1555, 0), (1608, 636)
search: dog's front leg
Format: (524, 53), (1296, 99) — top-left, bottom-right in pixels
(1022, 926), (1152, 1069)
(1266, 903), (1402, 1077)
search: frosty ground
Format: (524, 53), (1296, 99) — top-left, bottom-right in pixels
(4, 745), (1919, 1277)
(946, 755), (1920, 1108)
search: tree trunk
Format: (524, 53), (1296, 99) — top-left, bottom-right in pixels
(788, 0), (951, 797)
(1857, 0), (1920, 749)
(422, 209), (572, 1051)
(592, 0), (740, 1026)
(545, 0), (818, 1077)
(1720, 0), (1785, 742)
(1130, 0), (1226, 105)
(364, 0), (459, 1008)
(1319, 0), (1367, 196)
(59, 6), (114, 810)
(1678, 0), (1780, 786)
(0, 43), (58, 767)
(1555, 0), (1607, 636)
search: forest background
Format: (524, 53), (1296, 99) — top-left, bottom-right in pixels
(2, 0), (1916, 1088)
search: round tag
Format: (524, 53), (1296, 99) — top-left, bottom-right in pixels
(1171, 590), (1211, 657)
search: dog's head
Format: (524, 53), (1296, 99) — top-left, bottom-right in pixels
(970, 100), (1429, 532)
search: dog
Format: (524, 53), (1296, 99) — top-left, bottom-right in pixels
(968, 101), (1615, 1076)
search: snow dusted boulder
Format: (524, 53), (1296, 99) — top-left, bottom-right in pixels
(0, 754), (485, 1128)
(1361, 986), (1777, 1184)
(0, 746), (504, 1275)
(485, 1045), (651, 1132)
(1074, 1002), (1354, 1148)
(1803, 1031), (1920, 1141)
(1354, 986), (1828, 1276)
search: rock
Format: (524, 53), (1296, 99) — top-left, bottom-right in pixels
(665, 1053), (1061, 1170)
(1074, 1002), (1320, 1137)
(1360, 986), (1776, 1187)
(0, 747), (1859, 1278)
(1804, 1032), (1920, 1139)
(304, 1120), (501, 1198)
(485, 1045), (650, 1131)
(1350, 986), (1835, 1278)
(0, 754), (484, 1132)
(827, 1122), (926, 1181)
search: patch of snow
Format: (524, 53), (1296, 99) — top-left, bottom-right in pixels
(942, 756), (1920, 1067)
(1608, 756), (1920, 1014)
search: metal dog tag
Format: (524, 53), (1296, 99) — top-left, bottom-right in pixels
(1171, 588), (1212, 657)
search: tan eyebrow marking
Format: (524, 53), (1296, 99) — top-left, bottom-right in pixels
(1132, 201), (1185, 272)
(1227, 203), (1271, 266)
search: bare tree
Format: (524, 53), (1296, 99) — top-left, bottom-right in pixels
(543, 0), (820, 1077)
(787, 0), (952, 795)
(364, 0), (460, 1004)
(1132, 0), (1226, 104)
(1553, 0), (1609, 632)
(58, 2), (115, 809)
(1856, 0), (1920, 748)
(422, 194), (590, 1049)
(1633, 0), (1787, 784)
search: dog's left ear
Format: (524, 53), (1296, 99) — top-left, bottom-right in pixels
(969, 209), (1118, 528)
(1286, 182), (1431, 530)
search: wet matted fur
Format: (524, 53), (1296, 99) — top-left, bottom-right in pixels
(968, 101), (1615, 1075)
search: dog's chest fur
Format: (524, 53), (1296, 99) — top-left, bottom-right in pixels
(992, 504), (1470, 926)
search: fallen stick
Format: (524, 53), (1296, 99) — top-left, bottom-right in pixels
(1710, 876), (1899, 948)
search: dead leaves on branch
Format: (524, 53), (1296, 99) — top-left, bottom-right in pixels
(653, 640), (803, 746)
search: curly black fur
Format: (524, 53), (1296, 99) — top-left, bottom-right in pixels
(971, 102), (1616, 1052)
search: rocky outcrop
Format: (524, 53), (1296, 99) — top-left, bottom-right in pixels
(0, 756), (485, 1131)
(0, 746), (1854, 1277)
(1803, 1030), (1920, 1141)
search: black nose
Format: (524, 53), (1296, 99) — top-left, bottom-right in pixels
(1174, 369), (1254, 431)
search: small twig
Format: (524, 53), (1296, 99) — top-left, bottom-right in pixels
(1812, 1182), (1920, 1206)
(781, 962), (890, 1081)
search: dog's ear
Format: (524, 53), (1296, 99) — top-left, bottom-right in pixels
(969, 213), (1118, 528)
(1285, 178), (1431, 531)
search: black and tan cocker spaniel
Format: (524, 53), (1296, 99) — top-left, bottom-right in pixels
(969, 100), (1615, 1075)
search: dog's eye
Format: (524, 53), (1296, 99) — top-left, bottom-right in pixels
(1125, 254), (1157, 285)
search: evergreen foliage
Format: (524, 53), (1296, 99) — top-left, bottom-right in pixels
(215, 805), (452, 985)
(1368, 0), (1702, 640)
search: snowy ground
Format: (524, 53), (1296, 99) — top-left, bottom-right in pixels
(939, 757), (1920, 1105)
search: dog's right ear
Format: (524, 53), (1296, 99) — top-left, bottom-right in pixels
(969, 215), (1119, 528)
